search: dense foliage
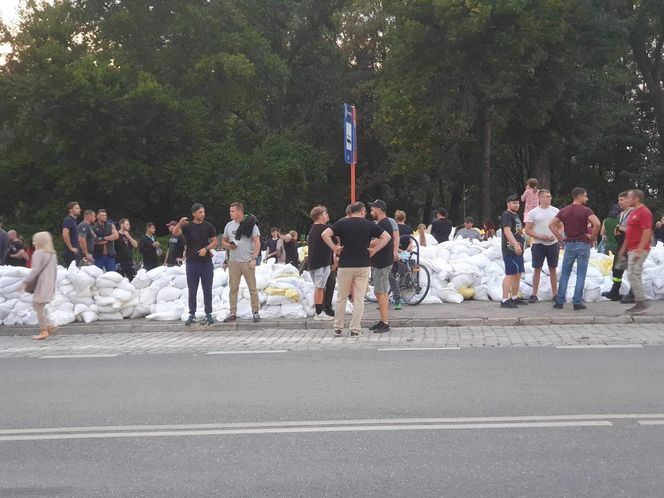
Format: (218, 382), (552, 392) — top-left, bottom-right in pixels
(1, 0), (663, 237)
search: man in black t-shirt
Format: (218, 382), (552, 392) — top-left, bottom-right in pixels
(430, 208), (453, 243)
(500, 194), (527, 309)
(139, 222), (160, 271)
(116, 218), (138, 280)
(369, 200), (399, 333)
(265, 227), (280, 261)
(62, 201), (81, 267)
(172, 203), (218, 326)
(307, 206), (334, 321)
(77, 210), (96, 265)
(165, 221), (186, 266)
(322, 202), (391, 337)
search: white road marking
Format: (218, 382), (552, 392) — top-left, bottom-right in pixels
(2, 414), (662, 436)
(377, 347), (461, 351)
(637, 420), (664, 426)
(555, 345), (643, 349)
(39, 354), (119, 359)
(0, 421), (612, 441)
(205, 350), (288, 355)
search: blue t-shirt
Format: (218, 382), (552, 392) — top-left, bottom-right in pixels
(62, 215), (79, 252)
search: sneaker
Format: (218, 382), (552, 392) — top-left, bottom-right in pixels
(314, 312), (334, 321)
(620, 295), (635, 304)
(369, 322), (381, 331)
(323, 308), (335, 317)
(252, 312), (260, 323)
(202, 314), (215, 326)
(500, 299), (518, 309)
(573, 303), (587, 311)
(553, 302), (563, 310)
(512, 297), (529, 305)
(350, 330), (363, 337)
(528, 295), (539, 304)
(626, 302), (648, 314)
(394, 300), (402, 311)
(185, 314), (196, 326)
(373, 321), (391, 333)
(223, 314), (237, 323)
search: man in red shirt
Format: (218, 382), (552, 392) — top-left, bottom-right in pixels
(620, 189), (653, 314)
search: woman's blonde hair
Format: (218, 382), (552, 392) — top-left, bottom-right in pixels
(32, 231), (55, 254)
(416, 224), (427, 247)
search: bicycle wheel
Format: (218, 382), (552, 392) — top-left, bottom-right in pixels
(400, 264), (431, 305)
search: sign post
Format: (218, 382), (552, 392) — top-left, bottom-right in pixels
(344, 103), (357, 203)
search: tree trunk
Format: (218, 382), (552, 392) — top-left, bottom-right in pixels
(479, 109), (492, 221)
(422, 189), (433, 225)
(629, 33), (664, 159)
(531, 147), (551, 190)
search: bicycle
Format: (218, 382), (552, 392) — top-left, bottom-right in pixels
(365, 236), (431, 305)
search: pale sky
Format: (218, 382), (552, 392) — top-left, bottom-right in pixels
(0, 0), (20, 26)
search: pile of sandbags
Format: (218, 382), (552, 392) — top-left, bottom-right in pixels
(0, 266), (36, 325)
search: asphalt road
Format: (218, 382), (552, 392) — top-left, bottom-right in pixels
(1, 347), (664, 497)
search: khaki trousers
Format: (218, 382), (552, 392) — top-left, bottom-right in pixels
(627, 250), (649, 302)
(227, 261), (260, 315)
(334, 267), (370, 333)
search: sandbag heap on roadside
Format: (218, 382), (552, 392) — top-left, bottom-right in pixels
(2, 237), (664, 326)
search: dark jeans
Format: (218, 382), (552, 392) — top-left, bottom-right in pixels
(186, 259), (214, 315)
(324, 269), (336, 311)
(63, 251), (79, 268)
(118, 260), (136, 281)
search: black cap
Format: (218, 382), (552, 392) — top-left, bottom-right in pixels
(370, 199), (387, 211)
(506, 194), (519, 203)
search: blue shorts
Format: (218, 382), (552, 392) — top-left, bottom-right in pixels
(503, 254), (525, 275)
(531, 243), (559, 269)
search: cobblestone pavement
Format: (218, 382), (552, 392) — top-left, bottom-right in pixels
(1, 323), (663, 357)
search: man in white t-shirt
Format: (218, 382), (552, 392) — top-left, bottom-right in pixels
(524, 189), (560, 303)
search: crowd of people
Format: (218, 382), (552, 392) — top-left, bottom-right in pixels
(1, 178), (663, 338)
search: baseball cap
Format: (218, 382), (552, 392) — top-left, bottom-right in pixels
(166, 220), (177, 227)
(506, 194), (519, 203)
(370, 199), (387, 211)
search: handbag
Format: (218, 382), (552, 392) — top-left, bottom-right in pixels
(24, 279), (36, 294)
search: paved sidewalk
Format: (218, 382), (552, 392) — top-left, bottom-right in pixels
(1, 300), (662, 337)
(0, 323), (663, 357)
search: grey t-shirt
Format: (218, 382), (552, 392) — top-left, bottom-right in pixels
(77, 221), (95, 254)
(455, 228), (481, 241)
(223, 220), (260, 263)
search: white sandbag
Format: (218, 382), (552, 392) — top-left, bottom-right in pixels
(67, 270), (95, 293)
(212, 269), (228, 288)
(146, 308), (183, 321)
(156, 287), (182, 302)
(80, 310), (98, 323)
(259, 305), (282, 319)
(80, 265), (104, 278)
(99, 271), (123, 283)
(146, 266), (167, 279)
(111, 288), (136, 302)
(281, 302), (307, 319)
(172, 274), (188, 289)
(131, 269), (151, 289)
(130, 306), (150, 319)
(438, 288), (464, 304)
(48, 309), (76, 326)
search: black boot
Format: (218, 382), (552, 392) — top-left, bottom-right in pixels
(602, 282), (621, 301)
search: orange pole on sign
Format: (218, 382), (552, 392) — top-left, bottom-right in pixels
(351, 105), (357, 203)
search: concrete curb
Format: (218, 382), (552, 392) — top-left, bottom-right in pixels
(1, 314), (662, 336)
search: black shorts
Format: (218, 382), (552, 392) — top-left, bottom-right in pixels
(531, 243), (559, 269)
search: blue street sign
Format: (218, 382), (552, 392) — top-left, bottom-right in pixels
(344, 103), (356, 165)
